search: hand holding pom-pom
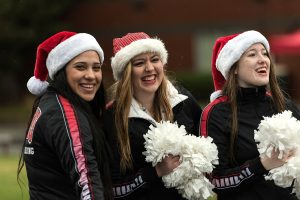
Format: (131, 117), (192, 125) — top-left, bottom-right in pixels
(143, 121), (218, 200)
(155, 154), (181, 177)
(254, 110), (300, 198)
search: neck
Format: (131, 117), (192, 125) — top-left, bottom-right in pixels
(134, 93), (155, 112)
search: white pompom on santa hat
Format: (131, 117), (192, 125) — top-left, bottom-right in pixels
(111, 32), (168, 81)
(210, 30), (270, 102)
(27, 31), (104, 96)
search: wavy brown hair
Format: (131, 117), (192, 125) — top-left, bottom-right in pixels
(222, 51), (286, 164)
(112, 62), (173, 172)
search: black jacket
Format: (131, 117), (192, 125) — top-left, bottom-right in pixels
(104, 84), (202, 200)
(200, 87), (300, 200)
(24, 91), (104, 200)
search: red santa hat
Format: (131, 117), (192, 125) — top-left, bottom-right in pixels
(27, 31), (104, 96)
(210, 30), (270, 101)
(111, 32), (168, 80)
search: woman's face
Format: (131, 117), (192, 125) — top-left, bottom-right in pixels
(65, 50), (102, 101)
(131, 52), (164, 98)
(235, 43), (270, 88)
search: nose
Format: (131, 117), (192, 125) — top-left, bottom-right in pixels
(258, 53), (269, 64)
(145, 60), (154, 72)
(84, 68), (96, 79)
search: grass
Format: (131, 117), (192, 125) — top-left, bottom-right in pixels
(208, 193), (218, 200)
(0, 155), (29, 200)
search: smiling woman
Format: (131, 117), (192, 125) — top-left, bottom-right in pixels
(17, 31), (113, 200)
(200, 30), (300, 200)
(131, 52), (164, 106)
(235, 43), (270, 88)
(103, 32), (202, 199)
(234, 43), (270, 88)
(65, 50), (102, 101)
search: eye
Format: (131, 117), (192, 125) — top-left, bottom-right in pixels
(132, 60), (144, 67)
(263, 51), (269, 57)
(74, 64), (86, 71)
(93, 64), (101, 72)
(247, 52), (256, 57)
(151, 56), (160, 63)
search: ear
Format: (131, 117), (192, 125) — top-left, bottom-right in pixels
(234, 64), (239, 75)
(234, 68), (238, 75)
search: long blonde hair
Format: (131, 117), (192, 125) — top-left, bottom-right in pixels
(112, 62), (173, 172)
(222, 53), (286, 164)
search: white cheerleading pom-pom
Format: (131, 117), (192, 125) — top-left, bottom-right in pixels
(254, 110), (300, 198)
(143, 121), (218, 200)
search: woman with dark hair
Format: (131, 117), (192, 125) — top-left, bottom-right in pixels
(200, 30), (300, 200)
(17, 31), (112, 200)
(104, 32), (202, 199)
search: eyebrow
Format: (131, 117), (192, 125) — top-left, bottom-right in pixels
(246, 47), (266, 53)
(134, 53), (158, 60)
(73, 61), (101, 65)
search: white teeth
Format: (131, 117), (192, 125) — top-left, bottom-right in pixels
(143, 75), (155, 81)
(82, 84), (93, 88)
(256, 67), (266, 73)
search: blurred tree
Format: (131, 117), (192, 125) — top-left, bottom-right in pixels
(0, 0), (75, 104)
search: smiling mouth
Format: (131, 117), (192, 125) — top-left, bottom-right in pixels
(256, 67), (267, 74)
(142, 75), (156, 81)
(80, 84), (95, 90)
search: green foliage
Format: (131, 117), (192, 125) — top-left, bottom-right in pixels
(0, 0), (74, 72)
(175, 72), (214, 105)
(0, 0), (74, 104)
(0, 95), (34, 123)
(0, 155), (29, 200)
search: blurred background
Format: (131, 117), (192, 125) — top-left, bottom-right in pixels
(1, 0), (300, 199)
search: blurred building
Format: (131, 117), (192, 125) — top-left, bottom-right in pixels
(1, 0), (300, 154)
(63, 0), (300, 103)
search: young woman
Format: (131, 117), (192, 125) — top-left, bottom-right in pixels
(17, 31), (112, 200)
(104, 32), (202, 199)
(200, 30), (299, 200)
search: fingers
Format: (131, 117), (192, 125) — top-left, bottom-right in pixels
(270, 148), (280, 158)
(271, 148), (295, 159)
(155, 155), (181, 177)
(271, 148), (295, 162)
(282, 149), (295, 161)
(261, 147), (296, 170)
(165, 155), (181, 166)
(169, 155), (180, 162)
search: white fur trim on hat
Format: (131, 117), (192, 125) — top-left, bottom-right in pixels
(46, 33), (104, 79)
(210, 90), (222, 102)
(216, 30), (270, 79)
(111, 38), (168, 80)
(27, 76), (49, 96)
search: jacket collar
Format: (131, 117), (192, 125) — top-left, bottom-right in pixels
(128, 81), (188, 123)
(237, 86), (267, 102)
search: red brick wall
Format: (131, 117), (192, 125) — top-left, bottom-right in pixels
(64, 0), (300, 102)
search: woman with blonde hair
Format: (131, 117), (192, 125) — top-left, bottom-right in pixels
(104, 32), (202, 199)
